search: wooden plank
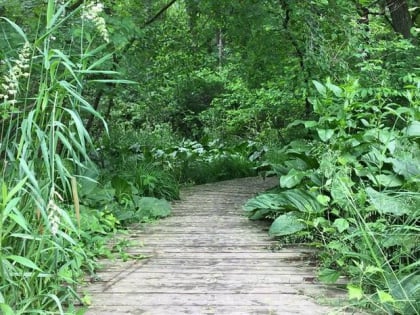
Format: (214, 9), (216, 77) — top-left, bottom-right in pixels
(85, 305), (328, 315)
(99, 261), (317, 271)
(124, 249), (318, 256)
(88, 292), (333, 308)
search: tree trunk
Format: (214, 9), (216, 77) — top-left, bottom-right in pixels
(278, 0), (312, 117)
(386, 0), (412, 38)
(217, 28), (224, 69)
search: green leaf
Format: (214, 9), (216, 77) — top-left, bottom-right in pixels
(325, 81), (342, 97)
(8, 210), (29, 232)
(406, 121), (420, 137)
(90, 79), (138, 84)
(268, 212), (305, 236)
(243, 194), (288, 212)
(333, 218), (349, 233)
(111, 176), (133, 201)
(318, 268), (340, 283)
(312, 80), (326, 96)
(46, 293), (64, 315)
(388, 273), (420, 313)
(137, 197), (171, 219)
(280, 169), (305, 188)
(0, 303), (15, 315)
(7, 255), (41, 271)
(331, 172), (354, 207)
(348, 284), (363, 300)
(0, 17), (28, 42)
(282, 189), (323, 213)
(367, 174), (403, 188)
(3, 177), (27, 204)
(86, 51), (113, 70)
(317, 129), (334, 142)
(19, 159), (39, 191)
(365, 187), (411, 216)
(377, 290), (395, 304)
(304, 120), (318, 128)
(316, 194), (330, 206)
(248, 209), (271, 220)
(364, 265), (383, 274)
(390, 158), (420, 179)
(46, 0), (55, 29)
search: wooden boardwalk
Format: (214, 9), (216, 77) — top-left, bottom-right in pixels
(85, 177), (349, 315)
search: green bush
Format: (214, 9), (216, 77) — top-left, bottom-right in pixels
(245, 78), (420, 314)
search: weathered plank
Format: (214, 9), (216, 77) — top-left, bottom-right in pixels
(85, 177), (351, 315)
(85, 305), (330, 315)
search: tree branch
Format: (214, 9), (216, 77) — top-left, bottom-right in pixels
(144, 0), (179, 26)
(68, 0), (84, 12)
(279, 0), (311, 117)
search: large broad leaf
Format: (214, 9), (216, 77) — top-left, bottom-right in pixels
(389, 274), (420, 315)
(248, 209), (271, 220)
(325, 81), (343, 97)
(312, 80), (326, 96)
(269, 212), (305, 236)
(366, 187), (415, 216)
(0, 303), (14, 315)
(318, 268), (341, 284)
(243, 193), (288, 212)
(348, 285), (364, 300)
(331, 172), (354, 207)
(317, 128), (335, 142)
(137, 197), (171, 219)
(244, 189), (323, 218)
(406, 121), (420, 137)
(389, 157), (420, 180)
(284, 158), (310, 172)
(367, 173), (403, 188)
(280, 169), (306, 188)
(282, 189), (323, 213)
(286, 140), (313, 154)
(333, 218), (349, 233)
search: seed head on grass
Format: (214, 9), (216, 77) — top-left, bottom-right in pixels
(0, 41), (31, 104)
(82, 2), (109, 43)
(47, 188), (64, 236)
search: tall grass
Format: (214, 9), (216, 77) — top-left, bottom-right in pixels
(0, 1), (116, 312)
(336, 178), (419, 315)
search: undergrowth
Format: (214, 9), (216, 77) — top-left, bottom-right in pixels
(245, 78), (420, 314)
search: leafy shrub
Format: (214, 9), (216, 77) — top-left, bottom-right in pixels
(133, 164), (180, 200)
(200, 79), (303, 141)
(245, 77), (420, 314)
(154, 138), (262, 184)
(170, 69), (226, 138)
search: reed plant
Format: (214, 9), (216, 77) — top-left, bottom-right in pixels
(0, 0), (121, 313)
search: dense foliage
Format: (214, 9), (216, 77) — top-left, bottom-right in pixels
(1, 0), (419, 314)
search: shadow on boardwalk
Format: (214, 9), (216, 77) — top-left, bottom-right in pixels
(84, 177), (351, 315)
